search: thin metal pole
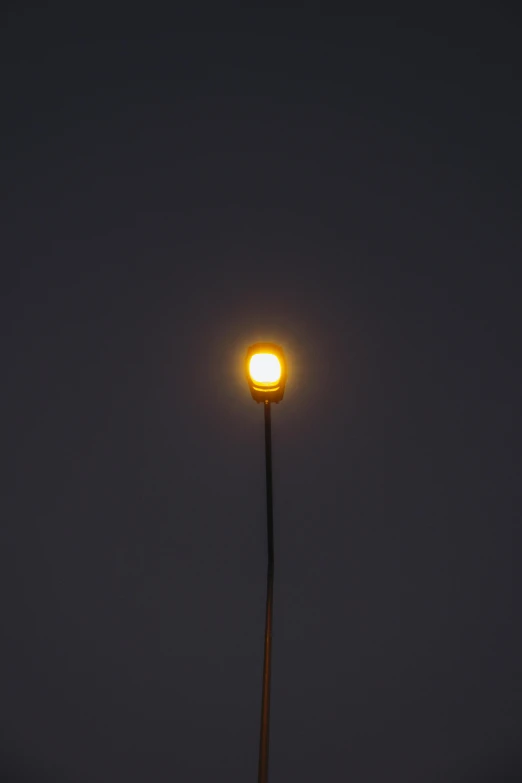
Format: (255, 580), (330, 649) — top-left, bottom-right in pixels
(258, 400), (274, 783)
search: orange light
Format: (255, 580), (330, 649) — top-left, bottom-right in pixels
(246, 343), (287, 403)
(249, 353), (282, 385)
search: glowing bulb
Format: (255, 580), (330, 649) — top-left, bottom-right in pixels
(249, 353), (282, 385)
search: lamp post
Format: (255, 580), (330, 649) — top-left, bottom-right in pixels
(246, 343), (287, 783)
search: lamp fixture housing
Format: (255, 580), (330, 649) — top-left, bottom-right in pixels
(246, 343), (287, 403)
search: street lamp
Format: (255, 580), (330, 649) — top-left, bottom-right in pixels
(246, 342), (287, 783)
(246, 343), (287, 405)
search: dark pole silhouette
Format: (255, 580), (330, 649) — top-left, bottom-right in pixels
(258, 400), (274, 783)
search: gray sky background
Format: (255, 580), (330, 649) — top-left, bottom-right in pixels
(2, 6), (522, 781)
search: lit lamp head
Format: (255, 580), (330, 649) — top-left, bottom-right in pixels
(246, 343), (287, 403)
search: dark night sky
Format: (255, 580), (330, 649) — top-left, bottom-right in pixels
(2, 5), (522, 781)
